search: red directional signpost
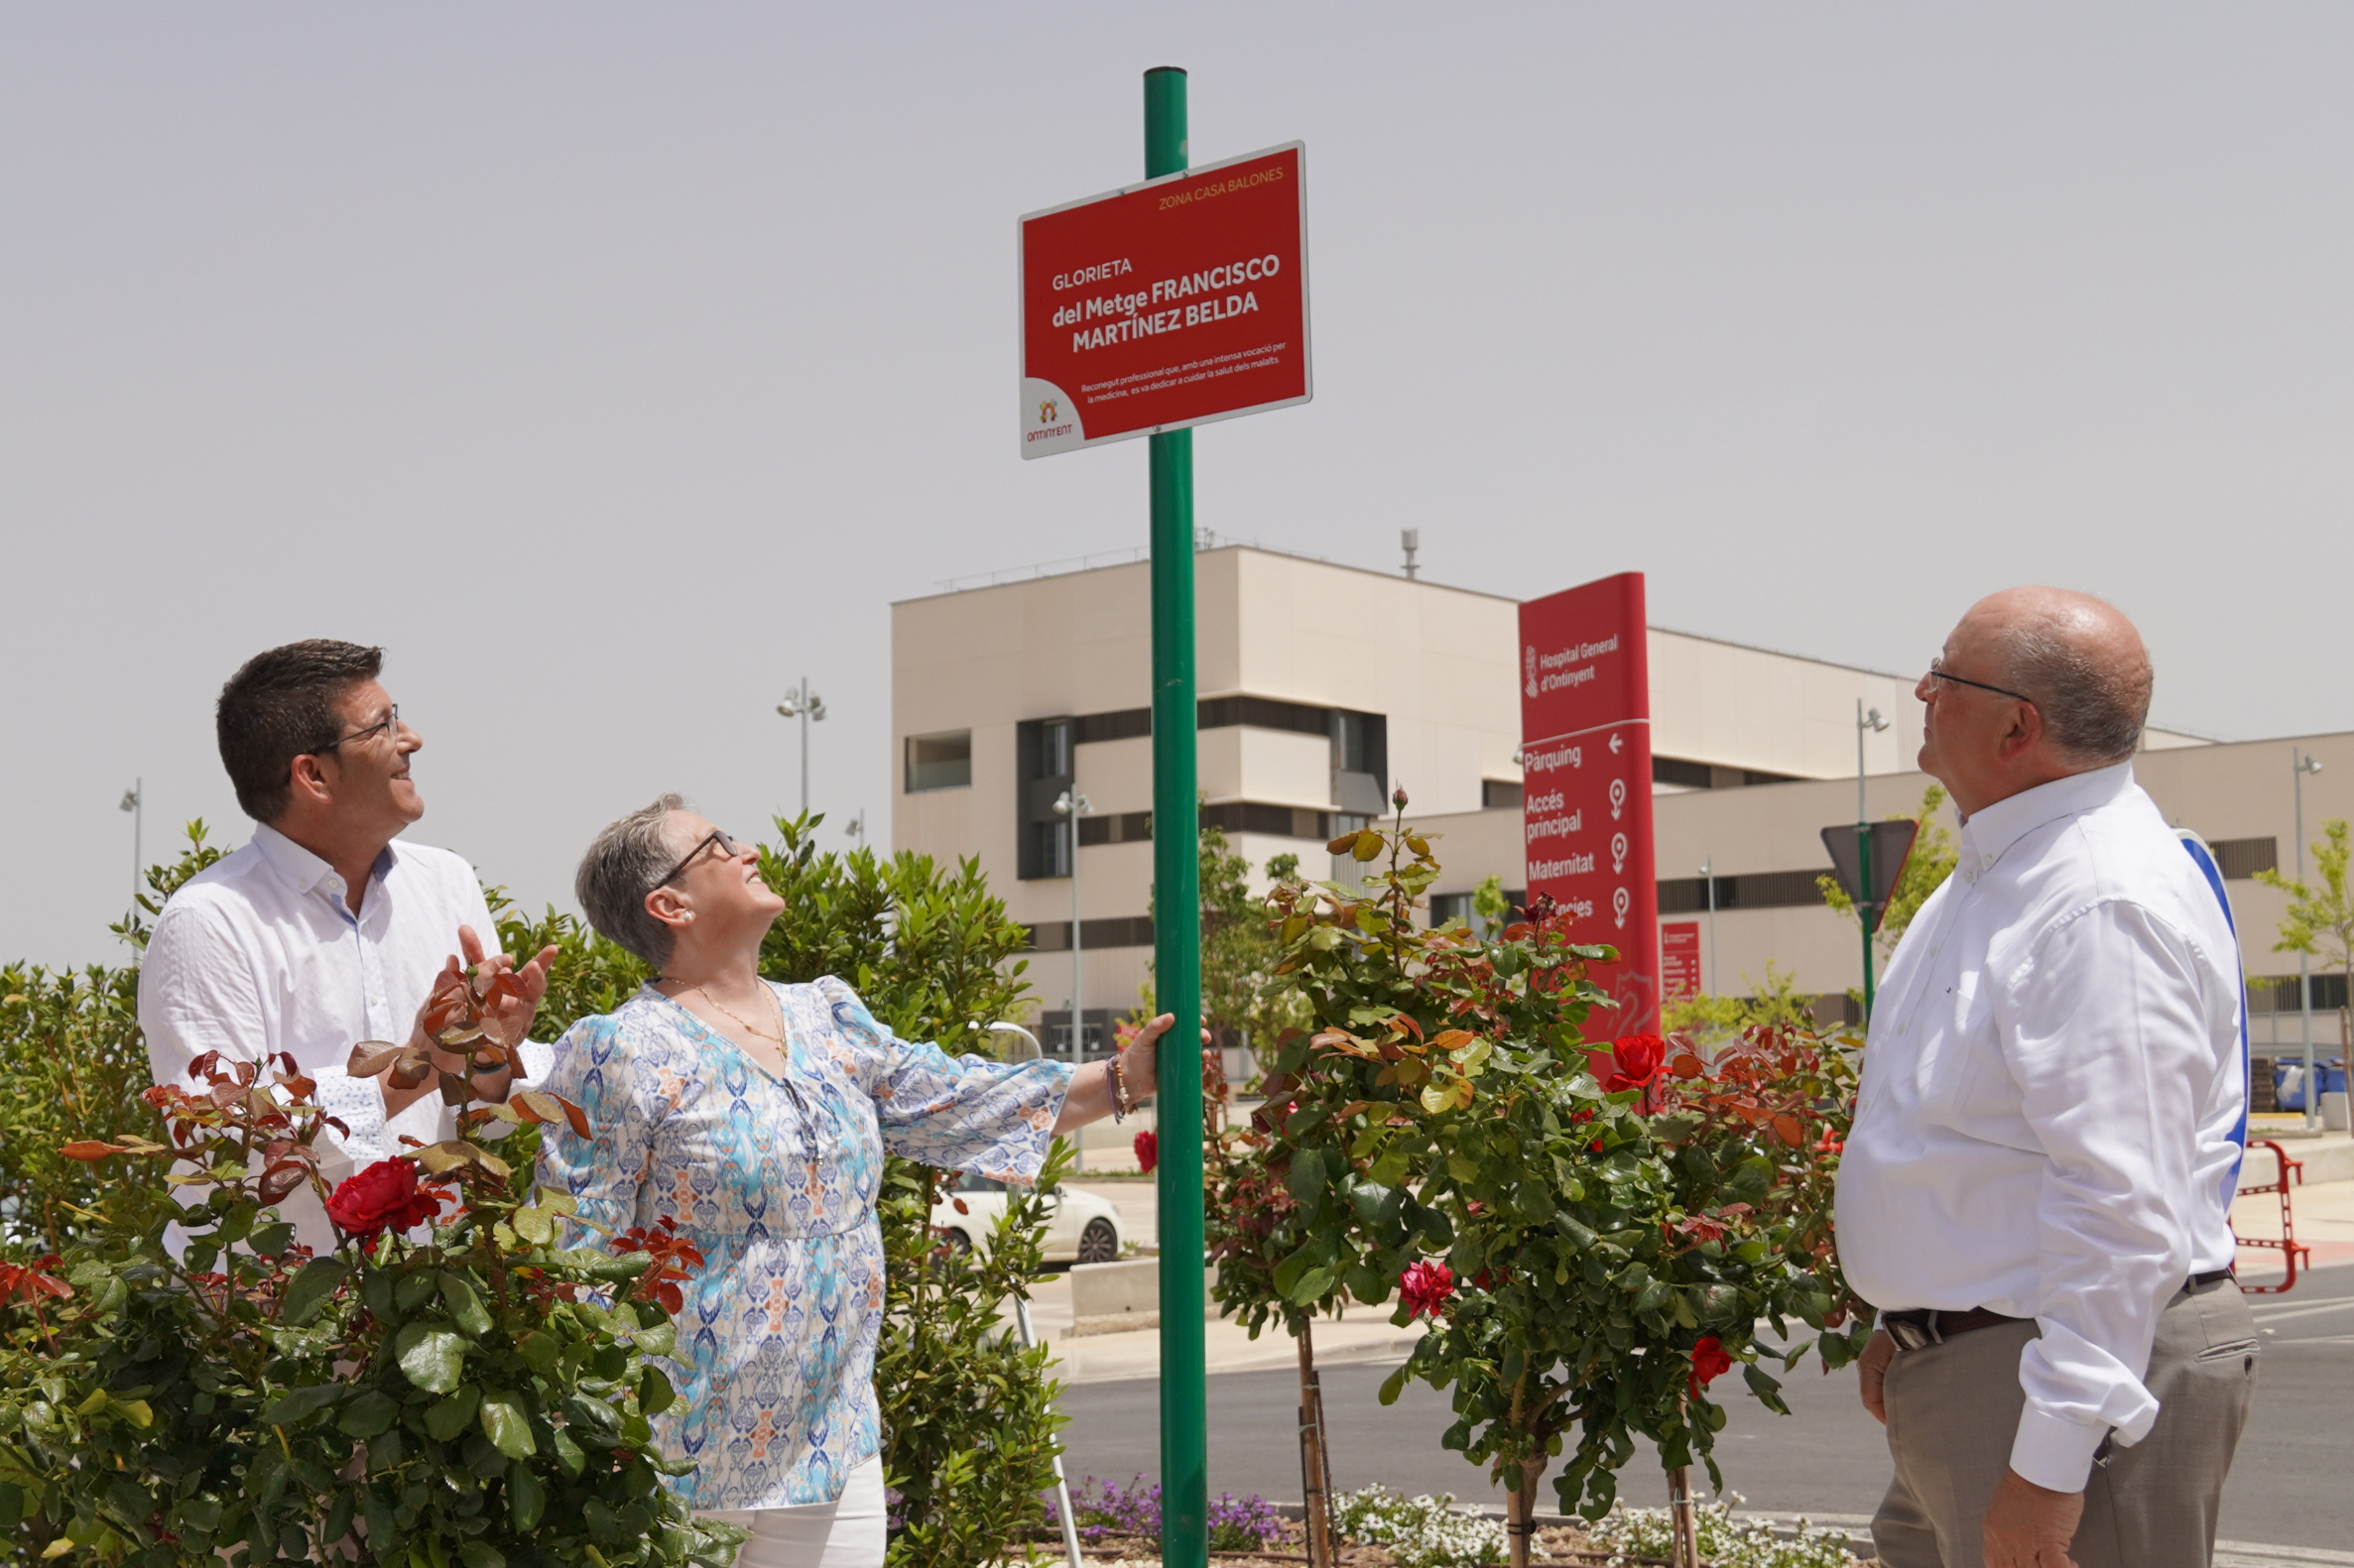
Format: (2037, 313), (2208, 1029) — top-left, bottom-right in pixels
(1519, 572), (1662, 1036)
(1020, 70), (1310, 1568)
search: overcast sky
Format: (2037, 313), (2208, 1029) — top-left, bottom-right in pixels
(6, 4), (2349, 969)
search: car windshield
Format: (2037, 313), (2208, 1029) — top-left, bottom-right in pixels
(952, 1173), (1008, 1193)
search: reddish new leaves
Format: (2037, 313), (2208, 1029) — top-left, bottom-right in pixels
(0, 1256), (70, 1306)
(612, 1216), (707, 1316)
(325, 1157), (449, 1238)
(1399, 1260), (1456, 1320)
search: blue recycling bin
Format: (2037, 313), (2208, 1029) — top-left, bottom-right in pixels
(2274, 1058), (2348, 1111)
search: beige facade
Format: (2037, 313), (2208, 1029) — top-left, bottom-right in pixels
(894, 544), (2243, 1052)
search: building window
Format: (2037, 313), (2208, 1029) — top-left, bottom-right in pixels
(1016, 718), (1076, 880)
(1077, 810), (1154, 846)
(904, 731), (972, 792)
(1482, 780), (1524, 810)
(2208, 837), (2279, 881)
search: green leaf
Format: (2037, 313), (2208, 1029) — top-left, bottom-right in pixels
(551, 1425), (586, 1478)
(1284, 1148), (1326, 1203)
(639, 1366), (677, 1416)
(631, 1319), (678, 1359)
(247, 1221), (297, 1257)
(438, 1271), (494, 1340)
(258, 1384), (341, 1428)
(426, 1386), (481, 1442)
(1289, 1266), (1336, 1305)
(507, 1462), (547, 1532)
(336, 1389), (401, 1439)
(517, 1330), (559, 1377)
(279, 1260), (350, 1327)
(458, 1541), (507, 1568)
(394, 1270), (438, 1313)
(1377, 1365), (1410, 1406)
(479, 1391), (536, 1459)
(511, 1206), (557, 1246)
(396, 1324), (467, 1395)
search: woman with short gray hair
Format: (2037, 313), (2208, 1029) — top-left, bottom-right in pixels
(540, 796), (1169, 1568)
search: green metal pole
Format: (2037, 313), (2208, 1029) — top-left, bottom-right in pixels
(1145, 62), (1207, 1568)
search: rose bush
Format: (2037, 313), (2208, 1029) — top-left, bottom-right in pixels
(0, 966), (744, 1567)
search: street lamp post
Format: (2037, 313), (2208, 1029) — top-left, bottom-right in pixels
(2293, 749), (2325, 1130)
(1053, 787), (1093, 1172)
(776, 679), (827, 818)
(1855, 702), (1890, 1019)
(1699, 857), (1718, 998)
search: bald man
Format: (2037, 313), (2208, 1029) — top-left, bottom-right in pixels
(1834, 588), (2255, 1568)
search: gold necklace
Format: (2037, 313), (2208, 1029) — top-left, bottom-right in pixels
(688, 984), (786, 1047)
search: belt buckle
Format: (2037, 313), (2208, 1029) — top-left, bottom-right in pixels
(1888, 1312), (1942, 1353)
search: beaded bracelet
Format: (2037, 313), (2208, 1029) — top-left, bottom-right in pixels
(1108, 1054), (1132, 1123)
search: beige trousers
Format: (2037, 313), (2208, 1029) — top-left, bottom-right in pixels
(1874, 1276), (2259, 1568)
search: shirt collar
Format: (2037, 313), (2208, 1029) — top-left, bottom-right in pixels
(251, 822), (400, 902)
(1954, 759), (2136, 883)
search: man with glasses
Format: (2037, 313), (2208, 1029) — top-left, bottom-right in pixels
(1834, 589), (2255, 1568)
(140, 640), (559, 1254)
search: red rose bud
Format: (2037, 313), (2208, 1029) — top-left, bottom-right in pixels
(1590, 1138), (1605, 1154)
(325, 1157), (444, 1238)
(1399, 1260), (1456, 1320)
(1134, 1130), (1159, 1174)
(1687, 1335), (1735, 1397)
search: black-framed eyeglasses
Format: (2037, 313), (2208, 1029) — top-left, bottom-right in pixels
(1927, 658), (2035, 705)
(653, 828), (745, 890)
(312, 704), (400, 755)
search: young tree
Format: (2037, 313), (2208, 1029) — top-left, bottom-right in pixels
(1816, 784), (1959, 958)
(1662, 960), (1821, 1041)
(2256, 818), (2354, 1045)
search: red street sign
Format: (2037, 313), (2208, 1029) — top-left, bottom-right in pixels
(1661, 922), (1701, 1002)
(1019, 143), (1310, 457)
(1519, 571), (1660, 1036)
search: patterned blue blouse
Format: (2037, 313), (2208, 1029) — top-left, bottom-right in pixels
(535, 977), (1073, 1510)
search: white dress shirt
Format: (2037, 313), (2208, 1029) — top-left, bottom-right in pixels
(139, 823), (552, 1257)
(1834, 760), (2244, 1492)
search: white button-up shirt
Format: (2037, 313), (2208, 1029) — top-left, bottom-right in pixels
(1834, 760), (2244, 1492)
(139, 824), (550, 1256)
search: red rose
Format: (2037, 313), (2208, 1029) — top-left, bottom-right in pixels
(1586, 1034), (1666, 1094)
(1590, 1138), (1605, 1153)
(326, 1157), (444, 1238)
(1134, 1131), (1159, 1174)
(1687, 1336), (1735, 1397)
(1399, 1260), (1456, 1320)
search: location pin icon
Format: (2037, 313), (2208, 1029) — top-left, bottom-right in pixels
(1613, 887), (1630, 928)
(1611, 832), (1629, 874)
(1609, 779), (1627, 819)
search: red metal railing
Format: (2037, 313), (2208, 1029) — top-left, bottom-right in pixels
(2232, 1139), (2312, 1294)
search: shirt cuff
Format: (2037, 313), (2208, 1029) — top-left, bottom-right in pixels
(2010, 1404), (2108, 1493)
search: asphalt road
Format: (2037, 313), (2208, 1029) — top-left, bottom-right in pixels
(1055, 1266), (2354, 1552)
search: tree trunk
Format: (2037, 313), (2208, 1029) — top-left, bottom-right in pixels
(1297, 1320), (1334, 1568)
(1506, 1456), (1547, 1568)
(1665, 1465), (1699, 1568)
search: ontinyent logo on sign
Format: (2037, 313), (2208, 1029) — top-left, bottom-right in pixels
(1040, 400), (1059, 425)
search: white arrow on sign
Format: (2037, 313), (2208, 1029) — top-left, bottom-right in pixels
(1609, 733), (1624, 755)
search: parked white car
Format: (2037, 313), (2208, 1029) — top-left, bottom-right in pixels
(929, 1172), (1122, 1265)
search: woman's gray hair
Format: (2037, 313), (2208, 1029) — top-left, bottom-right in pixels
(575, 793), (688, 969)
(1993, 603), (2152, 765)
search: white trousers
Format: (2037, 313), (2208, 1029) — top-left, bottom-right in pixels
(703, 1454), (888, 1568)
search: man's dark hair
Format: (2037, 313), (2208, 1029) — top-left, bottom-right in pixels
(216, 641), (386, 822)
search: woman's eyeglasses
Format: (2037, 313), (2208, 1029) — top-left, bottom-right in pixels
(1926, 658), (2035, 705)
(653, 828), (746, 890)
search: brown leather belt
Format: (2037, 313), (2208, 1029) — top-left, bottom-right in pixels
(1883, 1269), (2231, 1353)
